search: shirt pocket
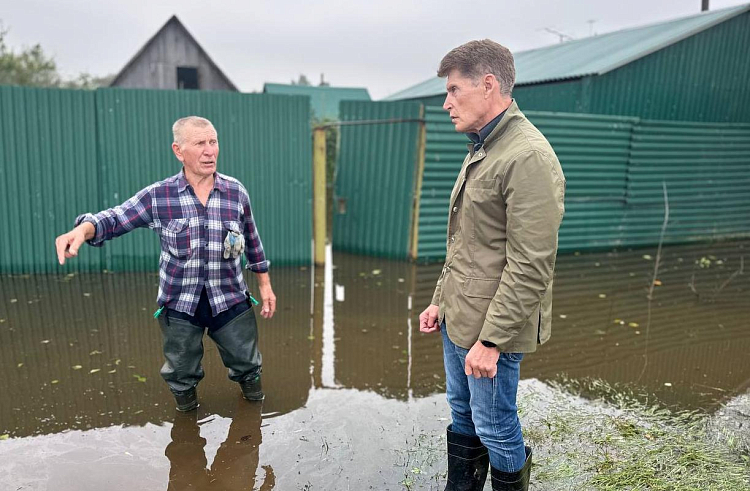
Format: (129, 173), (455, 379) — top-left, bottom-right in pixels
(162, 219), (191, 259)
(222, 220), (243, 261)
(223, 220), (242, 236)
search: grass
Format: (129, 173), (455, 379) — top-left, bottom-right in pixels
(522, 380), (750, 491)
(395, 380), (750, 490)
(395, 431), (445, 490)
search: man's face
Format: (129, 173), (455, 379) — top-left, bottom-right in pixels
(174, 124), (219, 178)
(443, 70), (489, 134)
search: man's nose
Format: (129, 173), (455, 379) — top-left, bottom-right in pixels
(443, 96), (451, 111)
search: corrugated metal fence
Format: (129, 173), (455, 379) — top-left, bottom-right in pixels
(333, 100), (423, 257)
(0, 86), (312, 274)
(334, 101), (750, 261)
(625, 120), (750, 245)
(418, 106), (468, 258)
(535, 111), (637, 251)
(0, 87), (103, 272)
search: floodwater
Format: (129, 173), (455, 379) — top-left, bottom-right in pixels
(1, 240), (748, 490)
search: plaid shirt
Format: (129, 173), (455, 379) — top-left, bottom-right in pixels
(76, 171), (269, 316)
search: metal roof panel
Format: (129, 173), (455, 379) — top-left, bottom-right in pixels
(384, 4), (750, 100)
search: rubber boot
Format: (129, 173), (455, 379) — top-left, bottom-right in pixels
(174, 386), (199, 412)
(240, 375), (264, 401)
(445, 425), (489, 491)
(490, 446), (532, 491)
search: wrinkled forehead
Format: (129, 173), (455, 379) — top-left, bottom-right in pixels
(182, 123), (217, 142)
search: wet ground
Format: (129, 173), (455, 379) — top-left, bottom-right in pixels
(1, 240), (749, 490)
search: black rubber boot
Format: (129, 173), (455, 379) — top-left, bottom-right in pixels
(174, 387), (199, 412)
(240, 375), (264, 401)
(490, 446), (532, 491)
(445, 425), (489, 491)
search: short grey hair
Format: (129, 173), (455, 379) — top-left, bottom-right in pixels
(438, 40), (515, 96)
(172, 116), (214, 146)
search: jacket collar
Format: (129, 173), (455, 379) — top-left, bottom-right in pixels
(466, 99), (521, 155)
(467, 110), (505, 150)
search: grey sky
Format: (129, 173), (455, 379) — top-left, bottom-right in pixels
(2, 0), (746, 99)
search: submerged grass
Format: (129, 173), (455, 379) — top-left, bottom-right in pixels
(522, 379), (750, 491)
(396, 380), (749, 490)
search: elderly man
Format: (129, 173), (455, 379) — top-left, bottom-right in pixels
(419, 40), (565, 491)
(54, 116), (276, 412)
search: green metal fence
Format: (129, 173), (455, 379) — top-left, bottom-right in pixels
(336, 101), (750, 262)
(624, 119), (750, 246)
(0, 87), (102, 273)
(0, 86), (312, 274)
(531, 111), (637, 252)
(333, 100), (423, 258)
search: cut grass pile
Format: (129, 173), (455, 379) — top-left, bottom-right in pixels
(397, 379), (749, 490)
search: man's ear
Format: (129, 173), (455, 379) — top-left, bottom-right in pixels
(484, 74), (496, 95)
(172, 142), (184, 162)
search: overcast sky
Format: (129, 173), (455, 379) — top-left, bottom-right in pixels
(2, 0), (747, 99)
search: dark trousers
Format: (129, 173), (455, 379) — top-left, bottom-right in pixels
(157, 289), (262, 393)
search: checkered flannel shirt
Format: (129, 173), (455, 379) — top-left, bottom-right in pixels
(75, 171), (269, 316)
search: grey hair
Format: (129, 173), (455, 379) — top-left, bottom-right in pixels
(437, 39), (515, 96)
(172, 116), (214, 146)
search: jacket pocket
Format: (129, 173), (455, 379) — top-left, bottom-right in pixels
(463, 277), (500, 299)
(465, 178), (496, 189)
(163, 219), (191, 259)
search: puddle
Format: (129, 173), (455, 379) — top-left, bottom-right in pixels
(1, 240), (748, 489)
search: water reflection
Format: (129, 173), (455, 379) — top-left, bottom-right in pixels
(166, 400), (273, 490)
(329, 253), (444, 399)
(328, 240), (750, 409)
(0, 267), (313, 439)
(529, 240), (750, 409)
(0, 240), (749, 487)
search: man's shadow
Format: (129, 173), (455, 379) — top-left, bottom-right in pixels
(165, 399), (275, 490)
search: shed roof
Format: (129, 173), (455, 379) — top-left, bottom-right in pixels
(263, 83), (371, 120)
(384, 3), (750, 101)
(110, 15), (238, 91)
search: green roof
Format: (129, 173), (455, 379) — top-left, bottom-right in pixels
(384, 3), (750, 101)
(263, 83), (371, 120)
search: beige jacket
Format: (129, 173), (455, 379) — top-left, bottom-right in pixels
(432, 100), (565, 351)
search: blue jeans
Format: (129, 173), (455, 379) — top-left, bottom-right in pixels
(441, 323), (526, 472)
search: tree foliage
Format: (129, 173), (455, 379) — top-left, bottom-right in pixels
(0, 28), (59, 86)
(0, 26), (113, 89)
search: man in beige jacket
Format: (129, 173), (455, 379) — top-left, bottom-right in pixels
(419, 40), (565, 491)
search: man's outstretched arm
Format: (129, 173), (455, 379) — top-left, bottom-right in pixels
(55, 222), (95, 265)
(54, 185), (154, 265)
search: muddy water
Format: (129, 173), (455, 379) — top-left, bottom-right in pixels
(1, 240), (748, 490)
